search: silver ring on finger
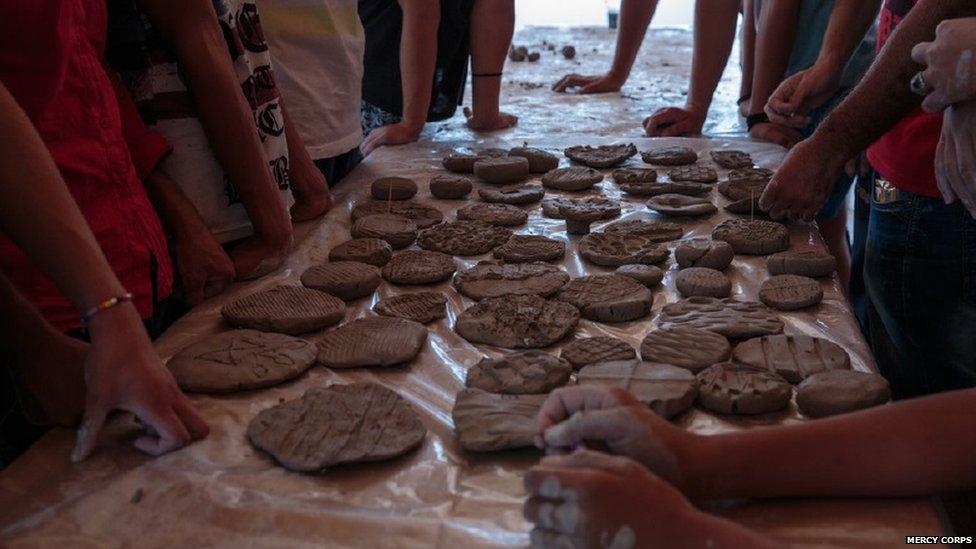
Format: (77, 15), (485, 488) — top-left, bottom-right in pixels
(910, 72), (933, 96)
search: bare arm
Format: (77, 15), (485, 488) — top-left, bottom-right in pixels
(748, 0), (800, 117)
(280, 101), (333, 221)
(739, 0), (756, 112)
(465, 0), (517, 131)
(817, 0), (882, 76)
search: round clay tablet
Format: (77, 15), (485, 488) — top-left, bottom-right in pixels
(454, 262), (570, 300)
(417, 220), (513, 256)
(796, 371), (890, 418)
(709, 150), (754, 169)
(350, 214), (418, 249)
(696, 363), (792, 415)
(478, 185), (545, 205)
(615, 264), (664, 287)
(560, 336), (636, 370)
(541, 197), (620, 219)
(555, 274), (652, 322)
(222, 285), (346, 335)
(674, 238), (734, 270)
(374, 292), (448, 324)
(641, 146), (698, 166)
(465, 350), (572, 394)
(351, 200), (443, 228)
(733, 334), (851, 383)
(452, 388), (548, 452)
(669, 164), (718, 183)
(758, 274), (823, 310)
(658, 297), (784, 339)
(246, 383), (426, 472)
(508, 147), (559, 173)
(456, 203), (528, 226)
(674, 267), (732, 298)
(316, 316), (428, 368)
(604, 219), (684, 242)
(328, 238), (393, 267)
(621, 180), (711, 197)
(718, 177), (768, 202)
(767, 250), (837, 278)
(455, 294), (580, 349)
(727, 167), (773, 184)
(646, 194), (717, 217)
(640, 327), (731, 373)
(300, 261), (381, 301)
(578, 232), (670, 267)
(712, 218), (790, 255)
(578, 361), (698, 419)
(371, 177), (417, 200)
(493, 234), (566, 263)
(473, 156), (530, 184)
(429, 174), (473, 199)
(724, 196), (764, 216)
(612, 167), (657, 184)
(380, 250), (457, 285)
(168, 329), (317, 393)
(541, 166), (604, 191)
(564, 143), (637, 168)
(443, 153), (480, 173)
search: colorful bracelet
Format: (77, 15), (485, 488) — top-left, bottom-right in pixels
(80, 293), (134, 324)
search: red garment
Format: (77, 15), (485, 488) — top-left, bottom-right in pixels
(866, 0), (943, 197)
(0, 0), (173, 332)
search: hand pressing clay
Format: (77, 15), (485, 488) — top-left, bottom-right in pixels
(560, 336), (636, 370)
(641, 146), (698, 166)
(709, 150), (754, 169)
(429, 174), (473, 199)
(611, 167), (657, 184)
(300, 261), (381, 301)
(417, 220), (513, 256)
(222, 285), (346, 335)
(640, 327), (731, 373)
(733, 334), (851, 383)
(796, 371), (891, 418)
(541, 197), (620, 219)
(541, 166), (604, 191)
(658, 297), (784, 339)
(351, 214), (418, 250)
(555, 274), (652, 322)
(674, 267), (732, 298)
(478, 185), (545, 205)
(316, 316), (427, 368)
(168, 330), (317, 393)
(380, 250), (457, 285)
(563, 143), (637, 168)
(493, 234), (566, 263)
(329, 238), (393, 267)
(674, 238), (734, 270)
(696, 363), (792, 415)
(473, 156), (530, 184)
(712, 218), (790, 255)
(454, 261), (570, 300)
(668, 164), (718, 184)
(351, 200), (443, 228)
(615, 264), (664, 287)
(578, 232), (670, 267)
(759, 274), (823, 310)
(443, 152), (481, 173)
(246, 383), (426, 472)
(604, 219), (684, 242)
(455, 294), (579, 349)
(646, 194), (717, 217)
(452, 388), (547, 452)
(620, 179), (711, 197)
(766, 250), (837, 278)
(578, 360), (698, 419)
(374, 292), (448, 324)
(465, 350), (572, 394)
(509, 147), (559, 173)
(457, 203), (528, 227)
(371, 177), (417, 200)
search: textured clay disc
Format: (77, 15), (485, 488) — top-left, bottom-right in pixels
(473, 156), (530, 184)
(350, 200), (443, 228)
(658, 297), (784, 339)
(758, 274), (823, 310)
(350, 214), (417, 250)
(560, 336), (636, 370)
(508, 147), (559, 173)
(766, 250), (837, 278)
(300, 261), (381, 301)
(246, 382), (426, 472)
(541, 197), (620, 219)
(615, 264), (664, 287)
(612, 167), (658, 184)
(674, 267), (732, 298)
(493, 234), (566, 263)
(541, 166), (604, 191)
(417, 220), (513, 256)
(564, 143), (637, 168)
(668, 164), (718, 183)
(555, 274), (652, 322)
(646, 194), (717, 217)
(371, 177), (417, 200)
(452, 388), (547, 452)
(640, 327), (731, 373)
(577, 360), (698, 419)
(696, 362), (792, 415)
(443, 153), (480, 173)
(578, 232), (670, 267)
(641, 146), (698, 166)
(718, 177), (768, 202)
(168, 329), (317, 393)
(328, 238), (393, 267)
(620, 180), (711, 197)
(477, 185), (545, 205)
(797, 371), (890, 418)
(712, 218), (790, 255)
(373, 292), (448, 324)
(709, 150), (754, 169)
(456, 203), (528, 226)
(453, 261), (570, 300)
(603, 219), (684, 242)
(316, 316), (427, 368)
(465, 350), (572, 394)
(727, 167), (774, 183)
(380, 250), (457, 285)
(674, 238), (734, 270)
(429, 174), (473, 199)
(455, 294), (580, 349)
(733, 334), (851, 383)
(222, 285), (346, 335)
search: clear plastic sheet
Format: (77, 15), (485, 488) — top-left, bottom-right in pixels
(0, 136), (942, 547)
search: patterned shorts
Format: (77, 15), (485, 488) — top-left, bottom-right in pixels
(360, 100), (402, 137)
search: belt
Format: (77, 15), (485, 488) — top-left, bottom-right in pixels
(873, 176), (909, 204)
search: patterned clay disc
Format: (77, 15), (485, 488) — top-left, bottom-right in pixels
(417, 220), (513, 256)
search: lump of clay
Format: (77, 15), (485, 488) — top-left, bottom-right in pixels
(478, 185), (545, 205)
(300, 261), (381, 301)
(647, 194), (717, 217)
(555, 274), (652, 323)
(350, 214), (417, 250)
(527, 51), (541, 62)
(658, 297), (784, 339)
(578, 360), (698, 419)
(380, 249), (457, 285)
(578, 232), (670, 267)
(473, 156), (530, 184)
(457, 202), (528, 227)
(603, 219), (684, 242)
(541, 197), (620, 220)
(796, 371), (890, 418)
(417, 220), (513, 256)
(668, 164), (718, 184)
(674, 267), (732, 298)
(329, 238), (393, 267)
(696, 363), (792, 415)
(541, 166), (604, 191)
(455, 294), (580, 349)
(509, 147), (559, 173)
(767, 250), (837, 278)
(612, 167), (658, 184)
(443, 153), (480, 173)
(674, 238), (734, 270)
(712, 218), (790, 255)
(454, 261), (570, 300)
(560, 336), (636, 370)
(560, 204), (604, 235)
(508, 45), (528, 62)
(316, 316), (427, 368)
(733, 334), (851, 383)
(222, 285), (346, 335)
(641, 146), (698, 166)
(615, 264), (664, 287)
(493, 234), (566, 263)
(371, 177), (417, 201)
(429, 174), (473, 200)
(564, 143), (638, 168)
(246, 383), (426, 472)
(709, 150), (754, 169)
(640, 327), (731, 373)
(374, 292), (448, 324)
(465, 350), (572, 394)
(452, 388), (547, 452)
(351, 200), (443, 228)
(561, 45), (576, 59)
(758, 274), (823, 310)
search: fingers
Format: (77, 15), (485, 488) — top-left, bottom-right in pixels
(552, 74), (586, 93)
(524, 497), (581, 534)
(643, 108), (684, 136)
(173, 396), (210, 440)
(542, 408), (634, 450)
(71, 398), (110, 462)
(536, 386), (638, 445)
(360, 129), (384, 156)
(766, 79), (799, 125)
(541, 449), (634, 472)
(131, 406), (192, 456)
(935, 133), (958, 204)
(910, 41), (932, 65)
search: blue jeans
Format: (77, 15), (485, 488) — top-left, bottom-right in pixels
(865, 188), (976, 399)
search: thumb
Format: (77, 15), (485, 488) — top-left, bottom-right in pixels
(71, 399), (110, 462)
(542, 408), (630, 449)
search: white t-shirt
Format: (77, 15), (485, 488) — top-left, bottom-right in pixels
(259, 0), (365, 160)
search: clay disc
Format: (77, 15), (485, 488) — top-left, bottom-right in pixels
(453, 261), (570, 300)
(696, 362), (792, 415)
(417, 220), (513, 256)
(246, 383), (426, 472)
(728, 167), (773, 183)
(620, 180), (711, 197)
(465, 350), (572, 394)
(658, 297), (784, 339)
(443, 153), (480, 173)
(493, 234), (566, 263)
(328, 238), (393, 267)
(674, 238), (735, 270)
(222, 285), (346, 335)
(796, 371), (891, 418)
(758, 274), (823, 310)
(564, 143), (637, 168)
(669, 164), (718, 183)
(733, 334), (851, 383)
(724, 196), (765, 216)
(350, 214), (418, 250)
(615, 264), (664, 287)
(641, 146), (698, 166)
(168, 330), (317, 393)
(429, 174), (473, 199)
(767, 250), (837, 278)
(478, 185), (545, 205)
(380, 250), (457, 285)
(508, 147), (559, 173)
(541, 166), (605, 191)
(351, 200), (443, 228)
(455, 294), (579, 349)
(555, 274), (652, 322)
(612, 167), (658, 184)
(373, 292), (448, 324)
(560, 336), (636, 370)
(712, 218), (790, 255)
(577, 361), (698, 419)
(674, 267), (732, 298)
(371, 177), (417, 200)
(603, 219), (684, 242)
(300, 261), (381, 300)
(646, 194), (717, 217)
(316, 316), (427, 368)
(473, 156), (530, 184)
(640, 327), (731, 373)
(452, 388), (547, 452)
(718, 177), (768, 202)
(541, 197), (620, 219)
(578, 232), (670, 267)
(709, 150), (754, 169)
(456, 203), (528, 226)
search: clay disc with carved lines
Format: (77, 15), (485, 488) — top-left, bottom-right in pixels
(493, 234), (566, 263)
(555, 274), (652, 322)
(560, 336), (636, 370)
(478, 185), (545, 205)
(712, 218), (790, 255)
(381, 250), (457, 285)
(221, 285), (346, 335)
(328, 238), (393, 267)
(564, 143), (637, 168)
(452, 388), (548, 452)
(350, 214), (417, 250)
(657, 297), (783, 339)
(316, 317), (428, 368)
(456, 203), (528, 226)
(696, 362), (792, 415)
(709, 150), (754, 169)
(733, 334), (850, 383)
(541, 197), (620, 219)
(577, 360), (698, 418)
(668, 164), (718, 183)
(465, 350), (572, 394)
(541, 166), (604, 191)
(639, 326), (731, 373)
(579, 232), (671, 267)
(758, 274), (823, 310)
(641, 146), (698, 166)
(612, 167), (658, 184)
(646, 194), (717, 217)
(453, 261), (570, 300)
(603, 219), (684, 242)
(455, 294), (579, 349)
(620, 179), (711, 197)
(417, 220), (513, 256)
(350, 200), (443, 228)
(373, 292), (448, 324)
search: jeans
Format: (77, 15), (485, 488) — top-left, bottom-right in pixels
(865, 188), (976, 399)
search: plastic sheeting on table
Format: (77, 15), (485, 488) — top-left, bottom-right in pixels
(0, 137), (942, 548)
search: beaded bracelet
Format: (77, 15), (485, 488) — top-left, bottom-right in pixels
(80, 293), (134, 324)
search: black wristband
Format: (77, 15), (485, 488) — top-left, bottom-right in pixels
(472, 72), (502, 78)
(746, 112), (769, 131)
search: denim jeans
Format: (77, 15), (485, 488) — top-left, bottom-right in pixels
(865, 188), (976, 399)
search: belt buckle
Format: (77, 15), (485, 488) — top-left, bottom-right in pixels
(873, 178), (900, 204)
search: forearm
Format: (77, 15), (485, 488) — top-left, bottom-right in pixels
(469, 0), (513, 119)
(815, 0), (882, 74)
(399, 0), (440, 132)
(739, 0), (756, 99)
(606, 0), (659, 84)
(141, 166), (212, 242)
(749, 0), (800, 116)
(687, 0), (739, 114)
(280, 102), (320, 183)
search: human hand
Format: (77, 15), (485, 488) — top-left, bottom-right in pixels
(911, 18), (976, 113)
(288, 159), (334, 222)
(172, 230), (236, 306)
(765, 63), (842, 128)
(71, 305), (209, 461)
(749, 122), (804, 149)
(643, 106), (706, 137)
(229, 229), (292, 281)
(759, 138), (845, 221)
(551, 73), (624, 94)
(935, 101), (976, 218)
(463, 107), (518, 131)
(360, 121), (423, 156)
